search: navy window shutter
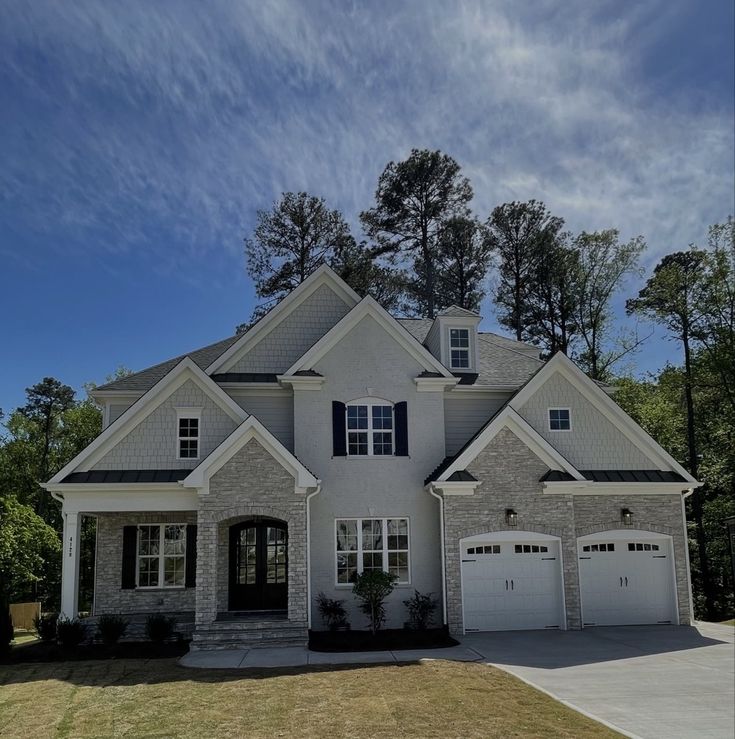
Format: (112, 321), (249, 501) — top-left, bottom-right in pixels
(121, 526), (138, 589)
(395, 401), (408, 456)
(185, 524), (197, 587)
(332, 401), (347, 456)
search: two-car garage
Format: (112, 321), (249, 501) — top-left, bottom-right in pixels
(460, 529), (679, 632)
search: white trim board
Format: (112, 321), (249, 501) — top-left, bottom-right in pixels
(437, 406), (584, 482)
(181, 415), (319, 494)
(509, 352), (698, 483)
(46, 358), (247, 484)
(206, 265), (361, 375)
(284, 296), (455, 378)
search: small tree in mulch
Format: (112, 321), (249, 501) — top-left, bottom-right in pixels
(350, 570), (397, 635)
(403, 590), (438, 630)
(316, 593), (349, 631)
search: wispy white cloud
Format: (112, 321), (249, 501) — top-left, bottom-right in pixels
(0, 0), (732, 281)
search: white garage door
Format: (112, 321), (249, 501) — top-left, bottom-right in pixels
(461, 534), (564, 632)
(578, 531), (677, 627)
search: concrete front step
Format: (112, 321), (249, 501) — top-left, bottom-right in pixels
(192, 620), (308, 651)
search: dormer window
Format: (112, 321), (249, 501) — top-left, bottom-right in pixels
(449, 328), (470, 369)
(176, 408), (201, 459)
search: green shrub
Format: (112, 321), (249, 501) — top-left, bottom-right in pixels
(96, 614), (129, 645)
(403, 590), (438, 630)
(316, 592), (349, 631)
(145, 614), (176, 643)
(34, 612), (58, 643)
(56, 617), (87, 648)
(350, 570), (397, 634)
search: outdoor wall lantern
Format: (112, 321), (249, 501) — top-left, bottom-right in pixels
(621, 508), (633, 526)
(505, 509), (518, 527)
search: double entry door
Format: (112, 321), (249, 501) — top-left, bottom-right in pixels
(229, 520), (288, 611)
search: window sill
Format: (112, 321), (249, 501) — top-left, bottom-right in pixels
(334, 583), (411, 589)
(133, 586), (186, 591)
(340, 456), (402, 461)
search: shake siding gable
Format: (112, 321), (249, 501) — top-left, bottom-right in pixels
(92, 379), (238, 470)
(516, 373), (657, 469)
(444, 395), (510, 455)
(227, 284), (353, 373)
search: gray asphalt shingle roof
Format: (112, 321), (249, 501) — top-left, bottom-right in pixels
(96, 315), (543, 393)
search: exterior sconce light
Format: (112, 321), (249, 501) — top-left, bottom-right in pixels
(621, 508), (633, 526)
(506, 509), (518, 527)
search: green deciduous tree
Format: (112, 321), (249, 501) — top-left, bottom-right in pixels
(360, 149), (474, 318)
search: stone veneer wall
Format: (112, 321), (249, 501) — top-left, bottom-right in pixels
(441, 428), (690, 634)
(195, 438), (307, 627)
(93, 511), (197, 615)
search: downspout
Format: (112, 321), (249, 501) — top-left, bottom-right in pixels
(681, 488), (695, 625)
(305, 483), (322, 630)
(427, 484), (448, 626)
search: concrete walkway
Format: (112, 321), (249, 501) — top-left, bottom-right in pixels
(464, 622), (735, 739)
(180, 644), (482, 669)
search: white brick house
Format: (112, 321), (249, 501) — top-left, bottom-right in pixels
(44, 266), (700, 648)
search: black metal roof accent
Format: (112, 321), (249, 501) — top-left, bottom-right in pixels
(417, 371), (444, 378)
(541, 469), (687, 484)
(62, 469), (192, 484)
(293, 369), (323, 376)
(453, 372), (479, 385)
(211, 373), (279, 383)
(446, 470), (478, 482)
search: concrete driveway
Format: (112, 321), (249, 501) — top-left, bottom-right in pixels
(462, 622), (734, 739)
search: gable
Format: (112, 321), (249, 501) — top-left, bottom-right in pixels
(515, 372), (658, 469)
(91, 379), (238, 471)
(226, 284), (353, 374)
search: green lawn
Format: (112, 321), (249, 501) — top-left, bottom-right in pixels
(0, 658), (620, 738)
(11, 631), (39, 646)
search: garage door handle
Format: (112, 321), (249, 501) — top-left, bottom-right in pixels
(625, 576), (628, 587)
(620, 577), (623, 587)
(511, 579), (514, 590)
(505, 579), (508, 590)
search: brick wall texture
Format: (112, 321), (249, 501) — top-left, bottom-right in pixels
(441, 428), (690, 634)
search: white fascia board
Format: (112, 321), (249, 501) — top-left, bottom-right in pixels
(284, 297), (455, 378)
(182, 415), (319, 492)
(206, 265), (361, 375)
(510, 353), (698, 483)
(414, 377), (460, 392)
(277, 375), (326, 391)
(48, 358), (248, 484)
(543, 481), (701, 495)
(438, 406), (584, 482)
(446, 385), (520, 394)
(53, 488), (199, 514)
(89, 389), (144, 400)
(428, 481), (481, 496)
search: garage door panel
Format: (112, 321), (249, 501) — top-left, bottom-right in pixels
(461, 539), (564, 632)
(578, 534), (676, 627)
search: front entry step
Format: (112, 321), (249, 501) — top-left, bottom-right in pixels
(192, 619), (307, 651)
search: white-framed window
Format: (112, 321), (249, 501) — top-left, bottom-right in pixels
(176, 408), (201, 459)
(137, 524), (186, 588)
(335, 517), (409, 584)
(449, 328), (470, 369)
(346, 400), (394, 456)
(548, 407), (571, 431)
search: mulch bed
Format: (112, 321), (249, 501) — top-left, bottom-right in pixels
(309, 627), (458, 652)
(1, 639), (190, 664)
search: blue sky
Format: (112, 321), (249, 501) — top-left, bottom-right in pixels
(1, 0), (733, 414)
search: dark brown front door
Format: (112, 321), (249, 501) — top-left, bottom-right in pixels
(229, 520), (288, 611)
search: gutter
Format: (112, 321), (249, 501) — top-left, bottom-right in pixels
(426, 484), (448, 626)
(305, 482), (323, 630)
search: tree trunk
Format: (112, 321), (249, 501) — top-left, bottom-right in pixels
(683, 327), (715, 618)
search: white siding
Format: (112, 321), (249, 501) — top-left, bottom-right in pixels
(108, 403), (131, 425)
(228, 284), (352, 373)
(92, 380), (237, 470)
(516, 373), (657, 469)
(294, 315), (445, 629)
(444, 395), (509, 455)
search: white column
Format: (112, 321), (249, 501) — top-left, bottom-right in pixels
(60, 510), (81, 620)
